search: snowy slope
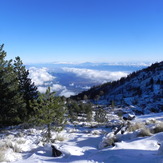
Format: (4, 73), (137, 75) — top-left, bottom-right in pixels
(72, 61), (163, 114)
(0, 112), (163, 163)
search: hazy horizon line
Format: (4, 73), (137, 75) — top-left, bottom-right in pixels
(24, 60), (158, 66)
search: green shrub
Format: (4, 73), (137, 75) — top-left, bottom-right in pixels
(94, 108), (108, 123)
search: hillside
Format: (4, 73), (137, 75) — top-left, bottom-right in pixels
(72, 61), (163, 114)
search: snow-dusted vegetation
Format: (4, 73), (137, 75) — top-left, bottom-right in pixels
(73, 61), (163, 114)
(0, 112), (163, 163)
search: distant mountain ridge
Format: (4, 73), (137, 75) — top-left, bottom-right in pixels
(25, 61), (151, 69)
(72, 61), (163, 114)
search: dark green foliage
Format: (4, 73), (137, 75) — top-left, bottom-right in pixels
(78, 102), (92, 121)
(67, 100), (80, 121)
(0, 45), (26, 126)
(111, 100), (115, 109)
(94, 108), (107, 123)
(13, 56), (38, 117)
(0, 44), (39, 126)
(31, 87), (66, 142)
(67, 99), (93, 122)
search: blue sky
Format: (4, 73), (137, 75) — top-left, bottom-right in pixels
(0, 0), (163, 64)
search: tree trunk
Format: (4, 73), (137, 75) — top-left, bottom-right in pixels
(47, 123), (51, 142)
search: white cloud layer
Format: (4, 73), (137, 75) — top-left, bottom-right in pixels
(28, 67), (75, 97)
(37, 85), (75, 97)
(37, 84), (66, 94)
(28, 66), (128, 97)
(59, 89), (76, 97)
(51, 84), (65, 92)
(37, 86), (47, 93)
(62, 67), (128, 83)
(29, 67), (54, 85)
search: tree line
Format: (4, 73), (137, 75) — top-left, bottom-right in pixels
(0, 45), (67, 127)
(0, 44), (38, 126)
(0, 45), (96, 127)
(1, 44), (111, 142)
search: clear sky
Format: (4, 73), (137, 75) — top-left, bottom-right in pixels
(0, 0), (163, 64)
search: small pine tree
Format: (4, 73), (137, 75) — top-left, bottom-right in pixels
(67, 100), (79, 122)
(83, 95), (88, 101)
(111, 100), (115, 109)
(79, 102), (92, 122)
(31, 87), (66, 142)
(94, 108), (107, 123)
(84, 103), (93, 122)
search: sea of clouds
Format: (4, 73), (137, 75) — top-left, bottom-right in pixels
(62, 67), (128, 83)
(29, 67), (75, 97)
(28, 66), (128, 97)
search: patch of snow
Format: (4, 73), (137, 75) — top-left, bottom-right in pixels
(158, 142), (163, 155)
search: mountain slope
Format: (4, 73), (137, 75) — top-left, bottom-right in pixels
(72, 61), (163, 114)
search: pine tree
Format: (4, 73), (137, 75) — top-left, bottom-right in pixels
(0, 45), (26, 126)
(94, 108), (107, 123)
(111, 100), (115, 109)
(80, 102), (92, 122)
(67, 100), (80, 122)
(13, 56), (38, 118)
(31, 87), (66, 142)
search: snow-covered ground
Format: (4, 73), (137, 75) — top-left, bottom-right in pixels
(1, 112), (163, 163)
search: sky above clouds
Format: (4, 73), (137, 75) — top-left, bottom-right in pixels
(0, 0), (163, 63)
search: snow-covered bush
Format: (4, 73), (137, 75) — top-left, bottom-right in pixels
(0, 148), (21, 162)
(3, 139), (23, 153)
(145, 119), (157, 125)
(67, 128), (79, 133)
(27, 128), (37, 135)
(106, 119), (123, 128)
(116, 131), (138, 141)
(126, 121), (152, 137)
(16, 131), (24, 137)
(0, 149), (6, 162)
(0, 138), (22, 162)
(5, 134), (15, 140)
(55, 133), (68, 142)
(137, 127), (151, 137)
(91, 129), (106, 135)
(16, 138), (26, 144)
(0, 133), (29, 156)
(13, 143), (23, 153)
(98, 132), (116, 149)
(127, 122), (146, 132)
(153, 122), (163, 134)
